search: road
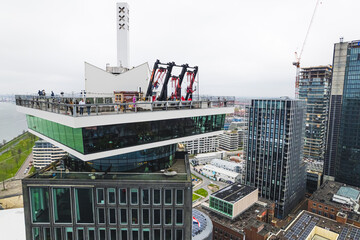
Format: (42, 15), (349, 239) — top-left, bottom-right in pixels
(14, 152), (33, 179)
(191, 165), (229, 207)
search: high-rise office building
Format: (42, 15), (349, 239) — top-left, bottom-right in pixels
(324, 39), (360, 186)
(15, 3), (233, 240)
(245, 98), (306, 219)
(299, 66), (332, 161)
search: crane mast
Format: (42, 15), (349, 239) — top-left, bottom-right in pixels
(293, 0), (321, 98)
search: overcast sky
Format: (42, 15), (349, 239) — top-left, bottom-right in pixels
(1, 0), (359, 97)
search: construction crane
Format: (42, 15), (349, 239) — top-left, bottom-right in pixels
(293, 0), (321, 99)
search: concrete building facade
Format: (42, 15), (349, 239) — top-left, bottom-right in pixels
(32, 140), (67, 169)
(299, 65), (332, 161)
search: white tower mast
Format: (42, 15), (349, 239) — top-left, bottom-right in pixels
(116, 2), (130, 69)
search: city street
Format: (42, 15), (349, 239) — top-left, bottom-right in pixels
(191, 165), (228, 206)
(14, 152), (32, 179)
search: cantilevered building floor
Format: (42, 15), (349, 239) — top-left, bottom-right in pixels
(17, 96), (233, 240)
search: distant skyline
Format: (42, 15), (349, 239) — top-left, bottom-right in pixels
(1, 0), (359, 97)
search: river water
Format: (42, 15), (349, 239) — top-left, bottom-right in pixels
(0, 102), (27, 143)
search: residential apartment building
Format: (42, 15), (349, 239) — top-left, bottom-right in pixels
(299, 65), (332, 161)
(183, 135), (219, 155)
(245, 98), (306, 219)
(32, 140), (67, 169)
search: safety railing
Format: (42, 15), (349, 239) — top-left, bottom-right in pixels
(15, 95), (234, 117)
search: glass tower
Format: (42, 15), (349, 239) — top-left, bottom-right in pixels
(299, 66), (332, 161)
(331, 40), (360, 186)
(245, 98), (306, 219)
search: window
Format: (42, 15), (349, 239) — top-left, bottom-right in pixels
(176, 209), (183, 225)
(65, 227), (73, 240)
(153, 229), (161, 240)
(164, 229), (172, 240)
(108, 188), (116, 204)
(176, 229), (183, 240)
(154, 189), (161, 205)
(119, 188), (127, 204)
(30, 187), (50, 223)
(98, 208), (105, 224)
(154, 209), (161, 225)
(109, 208), (116, 224)
(142, 189), (150, 205)
(143, 229), (150, 240)
(132, 229), (139, 240)
(55, 228), (62, 240)
(131, 209), (139, 225)
(109, 229), (117, 240)
(88, 228), (95, 240)
(97, 188), (105, 204)
(164, 189), (172, 205)
(32, 227), (40, 240)
(43, 228), (51, 240)
(176, 189), (184, 205)
(318, 205), (322, 209)
(131, 189), (138, 205)
(120, 229), (128, 240)
(165, 209), (172, 225)
(77, 228), (84, 240)
(75, 188), (94, 223)
(142, 208), (150, 225)
(120, 209), (128, 224)
(53, 188), (72, 223)
(98, 228), (106, 240)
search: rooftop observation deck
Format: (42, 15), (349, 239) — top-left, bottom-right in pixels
(26, 151), (190, 182)
(15, 95), (234, 117)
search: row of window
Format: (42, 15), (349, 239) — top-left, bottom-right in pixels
(95, 208), (184, 226)
(30, 187), (184, 224)
(312, 203), (334, 212)
(32, 227), (184, 240)
(96, 188), (184, 206)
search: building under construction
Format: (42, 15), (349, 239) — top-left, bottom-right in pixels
(299, 65), (332, 161)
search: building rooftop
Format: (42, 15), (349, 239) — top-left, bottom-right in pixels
(202, 165), (240, 178)
(269, 210), (360, 240)
(309, 181), (360, 210)
(211, 183), (257, 203)
(196, 198), (278, 237)
(25, 152), (190, 183)
(15, 95), (234, 118)
(192, 209), (213, 240)
(336, 186), (360, 200)
(210, 159), (242, 168)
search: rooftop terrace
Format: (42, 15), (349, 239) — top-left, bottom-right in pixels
(26, 152), (190, 182)
(15, 95), (234, 117)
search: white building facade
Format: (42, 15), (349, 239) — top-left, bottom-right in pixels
(32, 140), (67, 169)
(183, 135), (219, 155)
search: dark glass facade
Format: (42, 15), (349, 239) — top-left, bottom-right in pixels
(335, 42), (360, 186)
(26, 114), (225, 155)
(82, 115), (225, 154)
(246, 98), (306, 219)
(88, 144), (177, 172)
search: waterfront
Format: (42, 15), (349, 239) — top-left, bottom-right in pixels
(0, 102), (27, 143)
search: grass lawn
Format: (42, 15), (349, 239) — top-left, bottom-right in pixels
(192, 194), (201, 202)
(194, 188), (208, 198)
(0, 132), (37, 180)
